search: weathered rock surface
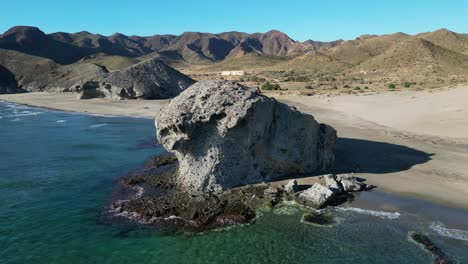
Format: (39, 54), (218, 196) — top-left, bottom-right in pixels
(296, 183), (336, 209)
(323, 174), (343, 193)
(284, 179), (299, 194)
(336, 173), (367, 192)
(76, 58), (194, 99)
(264, 187), (280, 204)
(155, 80), (337, 193)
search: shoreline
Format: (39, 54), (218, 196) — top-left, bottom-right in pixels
(0, 92), (166, 119)
(1, 90), (468, 213)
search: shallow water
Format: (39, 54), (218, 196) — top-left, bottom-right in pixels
(1, 101), (467, 264)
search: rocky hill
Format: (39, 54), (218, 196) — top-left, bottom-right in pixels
(0, 48), (109, 92)
(76, 58), (194, 99)
(0, 64), (23, 94)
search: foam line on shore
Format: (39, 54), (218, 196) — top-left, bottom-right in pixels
(430, 222), (468, 242)
(336, 207), (401, 219)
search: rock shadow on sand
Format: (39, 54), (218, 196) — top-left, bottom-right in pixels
(333, 137), (433, 174)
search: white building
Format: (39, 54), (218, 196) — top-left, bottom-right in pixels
(221, 71), (245, 76)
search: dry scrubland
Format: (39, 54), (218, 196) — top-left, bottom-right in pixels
(182, 29), (468, 95)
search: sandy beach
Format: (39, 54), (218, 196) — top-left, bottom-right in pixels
(1, 87), (468, 210)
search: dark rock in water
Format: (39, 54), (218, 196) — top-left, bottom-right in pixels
(111, 154), (262, 232)
(0, 64), (25, 94)
(301, 211), (336, 226)
(410, 232), (452, 264)
(76, 58), (194, 99)
(110, 154), (372, 231)
(155, 80), (337, 193)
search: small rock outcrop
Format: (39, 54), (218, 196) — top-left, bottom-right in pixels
(156, 80), (337, 193)
(296, 183), (336, 209)
(336, 173), (367, 192)
(76, 58), (194, 100)
(323, 174), (343, 193)
(264, 187), (280, 204)
(284, 180), (299, 194)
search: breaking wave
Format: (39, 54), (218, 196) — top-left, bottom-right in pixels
(9, 110), (42, 117)
(336, 207), (401, 219)
(89, 123), (107, 129)
(56, 120), (66, 123)
(430, 222), (468, 242)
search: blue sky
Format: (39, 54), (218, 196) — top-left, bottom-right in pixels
(1, 0), (467, 41)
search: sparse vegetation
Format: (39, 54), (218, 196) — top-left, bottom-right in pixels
(261, 82), (281, 90)
(388, 83), (396, 89)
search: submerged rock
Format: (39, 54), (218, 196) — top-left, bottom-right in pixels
(301, 211), (336, 226)
(410, 232), (452, 264)
(76, 58), (194, 99)
(155, 80), (337, 193)
(296, 183), (336, 209)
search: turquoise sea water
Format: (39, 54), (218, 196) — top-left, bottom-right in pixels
(1, 101), (467, 264)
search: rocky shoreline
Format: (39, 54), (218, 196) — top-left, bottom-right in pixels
(107, 80), (376, 232)
(108, 153), (373, 232)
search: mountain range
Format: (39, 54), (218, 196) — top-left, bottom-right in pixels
(0, 26), (467, 93)
(0, 26), (338, 65)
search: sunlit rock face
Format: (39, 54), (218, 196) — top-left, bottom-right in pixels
(155, 80), (336, 193)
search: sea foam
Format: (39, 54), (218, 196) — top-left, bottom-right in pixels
(9, 111), (42, 117)
(430, 222), (468, 242)
(336, 207), (401, 219)
(89, 123), (107, 129)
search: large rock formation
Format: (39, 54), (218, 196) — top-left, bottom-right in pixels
(75, 58), (194, 99)
(155, 80), (337, 193)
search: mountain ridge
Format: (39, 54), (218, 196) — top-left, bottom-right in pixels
(0, 26), (467, 94)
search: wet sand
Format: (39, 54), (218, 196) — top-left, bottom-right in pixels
(1, 87), (468, 211)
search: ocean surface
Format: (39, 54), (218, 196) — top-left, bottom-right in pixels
(1, 100), (467, 264)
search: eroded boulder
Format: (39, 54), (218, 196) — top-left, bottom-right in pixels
(296, 183), (336, 209)
(323, 174), (343, 193)
(155, 80), (337, 193)
(284, 179), (299, 194)
(336, 173), (367, 192)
